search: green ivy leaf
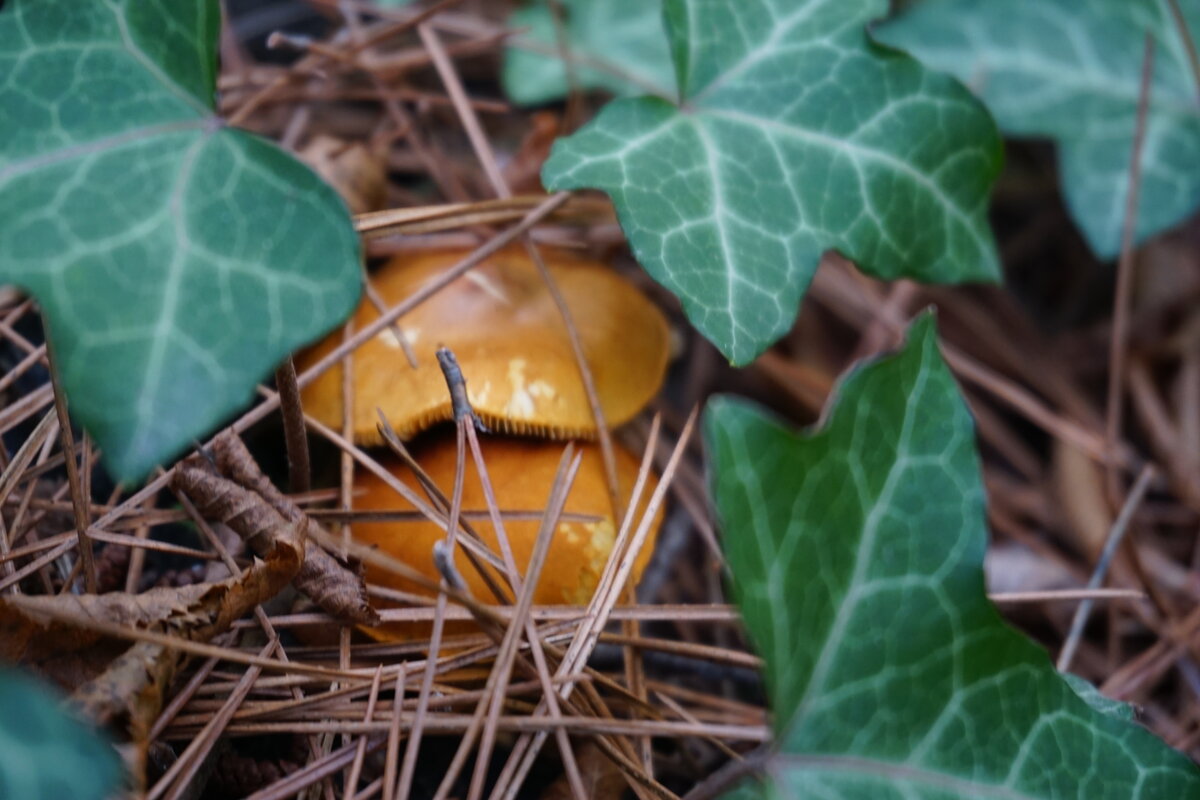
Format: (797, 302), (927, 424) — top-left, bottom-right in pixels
(0, 0), (361, 480)
(542, 0), (1001, 365)
(1062, 672), (1136, 723)
(0, 669), (122, 800)
(876, 0), (1200, 259)
(705, 314), (1200, 798)
(502, 0), (674, 106)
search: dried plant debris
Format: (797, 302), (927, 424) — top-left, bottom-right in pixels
(299, 134), (389, 215)
(1, 467), (305, 784)
(1, 0), (1200, 797)
(207, 432), (378, 625)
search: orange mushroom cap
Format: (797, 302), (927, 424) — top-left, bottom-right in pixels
(353, 434), (663, 642)
(298, 247), (670, 443)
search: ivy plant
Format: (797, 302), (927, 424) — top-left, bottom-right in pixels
(706, 315), (1200, 798)
(0, 0), (361, 480)
(5, 1), (1199, 794)
(0, 669), (121, 800)
(877, 0), (1200, 259)
(539, 0), (1001, 364)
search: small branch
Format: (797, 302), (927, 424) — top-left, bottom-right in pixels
(342, 665), (383, 800)
(990, 588), (1145, 604)
(396, 416), (470, 800)
(276, 355), (312, 495)
(435, 346), (485, 431)
(1058, 465), (1156, 671)
(362, 271), (418, 369)
(380, 666), (407, 800)
(432, 539), (467, 592)
(45, 337), (97, 593)
(1104, 34), (1154, 505)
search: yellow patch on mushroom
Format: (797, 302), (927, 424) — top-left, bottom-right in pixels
(504, 358), (536, 419)
(377, 326), (419, 350)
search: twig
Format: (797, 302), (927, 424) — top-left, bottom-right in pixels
(224, 3), (459, 127)
(152, 638), (275, 800)
(468, 448), (583, 800)
(148, 655), (223, 742)
(276, 355), (312, 495)
(361, 272), (418, 369)
(0, 383), (54, 435)
(680, 748), (772, 800)
(0, 539), (72, 594)
(247, 739), (385, 800)
(394, 417), (470, 800)
(168, 482), (331, 775)
(6, 600), (360, 679)
(0, 409), (56, 513)
(492, 410), (698, 800)
(381, 666), (407, 800)
(436, 346), (486, 432)
(343, 666), (383, 800)
(991, 588), (1145, 604)
(1104, 34), (1154, 505)
(165, 716), (770, 743)
(1058, 465), (1156, 671)
(45, 338), (97, 593)
(340, 319), (356, 560)
(460, 421), (586, 800)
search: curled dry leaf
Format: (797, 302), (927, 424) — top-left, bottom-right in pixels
(70, 640), (180, 782)
(209, 431), (379, 626)
(171, 464), (305, 588)
(0, 470), (304, 786)
(299, 134), (388, 215)
(1051, 439), (1112, 560)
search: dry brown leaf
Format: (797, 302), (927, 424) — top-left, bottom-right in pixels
(1, 473), (302, 662)
(1051, 439), (1112, 559)
(0, 470), (305, 786)
(299, 134), (387, 214)
(71, 640), (179, 783)
(210, 431), (379, 625)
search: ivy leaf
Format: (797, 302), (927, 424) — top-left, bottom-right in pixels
(876, 0), (1200, 259)
(542, 0), (1001, 365)
(705, 314), (1200, 798)
(0, 0), (361, 480)
(502, 0), (674, 106)
(0, 669), (122, 800)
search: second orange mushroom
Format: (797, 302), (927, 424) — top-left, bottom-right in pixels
(299, 246), (670, 638)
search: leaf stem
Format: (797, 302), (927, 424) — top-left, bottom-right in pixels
(45, 336), (97, 593)
(1057, 465), (1155, 671)
(1104, 34), (1154, 506)
(276, 355), (312, 495)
